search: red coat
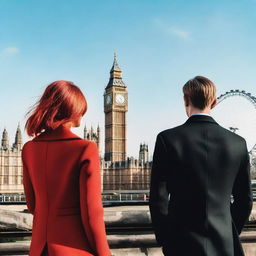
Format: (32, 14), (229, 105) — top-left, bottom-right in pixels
(22, 125), (111, 256)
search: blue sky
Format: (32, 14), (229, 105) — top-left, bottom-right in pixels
(1, 0), (256, 157)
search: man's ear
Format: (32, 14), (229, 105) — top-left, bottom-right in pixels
(210, 98), (217, 109)
(184, 95), (189, 107)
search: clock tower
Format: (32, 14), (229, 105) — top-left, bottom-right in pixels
(104, 54), (128, 162)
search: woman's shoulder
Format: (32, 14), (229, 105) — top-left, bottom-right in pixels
(22, 140), (33, 152)
(79, 140), (98, 151)
(79, 140), (99, 161)
(21, 141), (34, 163)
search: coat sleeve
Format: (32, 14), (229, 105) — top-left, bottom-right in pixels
(79, 142), (111, 256)
(22, 144), (35, 215)
(231, 139), (253, 234)
(149, 133), (170, 246)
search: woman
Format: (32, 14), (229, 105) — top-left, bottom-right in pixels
(22, 80), (111, 256)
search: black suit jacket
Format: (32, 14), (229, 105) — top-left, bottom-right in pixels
(149, 114), (253, 256)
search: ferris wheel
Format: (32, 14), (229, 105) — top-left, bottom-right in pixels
(217, 89), (256, 108)
(216, 89), (256, 153)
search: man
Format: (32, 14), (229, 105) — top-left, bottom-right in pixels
(149, 76), (253, 256)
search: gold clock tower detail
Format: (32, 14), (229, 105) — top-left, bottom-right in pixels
(104, 54), (128, 162)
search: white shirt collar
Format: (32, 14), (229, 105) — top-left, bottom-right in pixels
(191, 113), (211, 117)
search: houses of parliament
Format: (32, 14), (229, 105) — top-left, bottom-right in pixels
(0, 55), (152, 196)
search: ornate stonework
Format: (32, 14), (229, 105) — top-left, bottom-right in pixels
(104, 54), (128, 162)
(102, 54), (151, 192)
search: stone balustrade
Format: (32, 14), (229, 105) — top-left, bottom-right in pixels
(0, 204), (256, 255)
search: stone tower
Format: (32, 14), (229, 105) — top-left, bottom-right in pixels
(1, 128), (9, 151)
(12, 123), (23, 151)
(139, 143), (149, 164)
(84, 124), (100, 149)
(104, 54), (128, 162)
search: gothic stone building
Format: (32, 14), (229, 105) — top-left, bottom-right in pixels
(0, 55), (152, 196)
(102, 55), (151, 192)
(0, 124), (23, 194)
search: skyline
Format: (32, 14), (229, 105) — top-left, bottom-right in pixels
(1, 0), (256, 156)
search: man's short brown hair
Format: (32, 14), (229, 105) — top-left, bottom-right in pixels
(183, 76), (216, 110)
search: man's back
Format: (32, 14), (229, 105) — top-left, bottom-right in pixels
(149, 114), (253, 256)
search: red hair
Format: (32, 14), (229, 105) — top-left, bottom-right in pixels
(25, 80), (87, 137)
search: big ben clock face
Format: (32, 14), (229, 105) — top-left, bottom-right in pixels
(115, 94), (125, 104)
(106, 95), (111, 104)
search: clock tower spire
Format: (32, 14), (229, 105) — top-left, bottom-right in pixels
(104, 54), (128, 162)
(106, 53), (126, 88)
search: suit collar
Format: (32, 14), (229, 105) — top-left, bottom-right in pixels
(32, 125), (82, 141)
(185, 114), (219, 125)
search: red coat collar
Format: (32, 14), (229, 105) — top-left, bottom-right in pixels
(32, 125), (82, 141)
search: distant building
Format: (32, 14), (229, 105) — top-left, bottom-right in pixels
(0, 55), (152, 197)
(101, 54), (151, 192)
(84, 124), (101, 155)
(139, 143), (149, 164)
(0, 124), (23, 194)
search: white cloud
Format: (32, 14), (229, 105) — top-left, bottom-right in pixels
(168, 27), (190, 40)
(2, 46), (19, 56)
(153, 18), (191, 41)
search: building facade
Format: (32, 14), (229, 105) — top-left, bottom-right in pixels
(0, 124), (23, 194)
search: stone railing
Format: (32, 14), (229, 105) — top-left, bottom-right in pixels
(0, 205), (256, 256)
